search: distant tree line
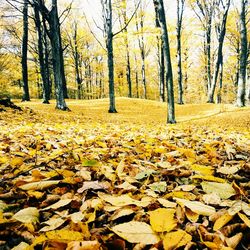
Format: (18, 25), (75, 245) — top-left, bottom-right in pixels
(1, 0), (249, 123)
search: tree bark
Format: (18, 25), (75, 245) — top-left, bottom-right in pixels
(34, 5), (50, 104)
(237, 0), (248, 107)
(176, 0), (185, 104)
(153, 0), (176, 124)
(135, 4), (147, 99)
(21, 0), (30, 101)
(207, 0), (230, 103)
(102, 0), (117, 113)
(49, 0), (68, 110)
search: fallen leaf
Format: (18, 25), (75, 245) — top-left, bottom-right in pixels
(111, 221), (160, 244)
(19, 180), (60, 190)
(109, 208), (135, 221)
(40, 217), (66, 232)
(42, 199), (72, 210)
(149, 208), (177, 232)
(238, 212), (250, 228)
(13, 207), (39, 224)
(66, 241), (101, 250)
(77, 181), (109, 193)
(157, 198), (177, 208)
(201, 182), (236, 199)
(163, 230), (192, 250)
(213, 213), (234, 231)
(174, 198), (216, 216)
(192, 175), (225, 183)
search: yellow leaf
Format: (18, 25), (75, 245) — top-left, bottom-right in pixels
(111, 221), (160, 244)
(201, 182), (236, 199)
(19, 180), (60, 190)
(66, 241), (101, 250)
(46, 229), (84, 241)
(163, 230), (192, 250)
(0, 156), (8, 164)
(149, 208), (177, 232)
(12, 242), (30, 250)
(13, 207), (39, 224)
(10, 157), (23, 167)
(27, 191), (44, 199)
(98, 193), (152, 207)
(157, 198), (177, 208)
(42, 199), (72, 211)
(185, 208), (199, 223)
(40, 218), (66, 232)
(238, 212), (250, 228)
(189, 164), (214, 175)
(225, 232), (243, 249)
(203, 241), (221, 249)
(213, 213), (234, 231)
(165, 191), (196, 200)
(109, 208), (135, 221)
(175, 198), (216, 216)
(192, 175), (225, 183)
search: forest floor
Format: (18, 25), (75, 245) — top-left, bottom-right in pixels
(0, 98), (249, 250)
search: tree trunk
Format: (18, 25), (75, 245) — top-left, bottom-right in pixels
(34, 5), (50, 104)
(49, 0), (68, 110)
(158, 36), (165, 102)
(126, 49), (132, 98)
(236, 0), (248, 107)
(135, 5), (147, 99)
(153, 0), (176, 124)
(73, 23), (82, 100)
(176, 0), (185, 104)
(21, 0), (30, 101)
(207, 0), (230, 103)
(42, 16), (52, 98)
(102, 0), (117, 113)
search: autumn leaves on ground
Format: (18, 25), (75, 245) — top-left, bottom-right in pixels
(0, 98), (250, 250)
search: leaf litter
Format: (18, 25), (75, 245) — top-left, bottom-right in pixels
(0, 105), (249, 249)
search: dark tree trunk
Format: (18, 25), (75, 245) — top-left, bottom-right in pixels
(153, 0), (176, 124)
(237, 0), (248, 106)
(49, 0), (68, 110)
(42, 16), (52, 98)
(134, 54), (139, 98)
(126, 50), (132, 98)
(157, 36), (165, 102)
(34, 5), (50, 104)
(21, 0), (30, 101)
(176, 0), (185, 105)
(207, 0), (230, 103)
(135, 5), (147, 99)
(73, 23), (82, 99)
(102, 0), (117, 113)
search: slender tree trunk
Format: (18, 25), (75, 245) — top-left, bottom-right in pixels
(42, 17), (52, 98)
(102, 0), (117, 113)
(176, 0), (185, 104)
(217, 59), (223, 103)
(126, 49), (132, 98)
(247, 66), (250, 103)
(206, 18), (212, 92)
(49, 0), (68, 110)
(237, 0), (248, 107)
(34, 5), (50, 104)
(21, 0), (30, 101)
(158, 36), (165, 102)
(135, 6), (147, 99)
(207, 0), (230, 103)
(73, 23), (82, 99)
(153, 0), (176, 124)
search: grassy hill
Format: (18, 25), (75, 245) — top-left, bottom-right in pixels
(16, 97), (250, 131)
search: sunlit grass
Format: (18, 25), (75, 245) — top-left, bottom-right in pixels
(16, 97), (250, 131)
